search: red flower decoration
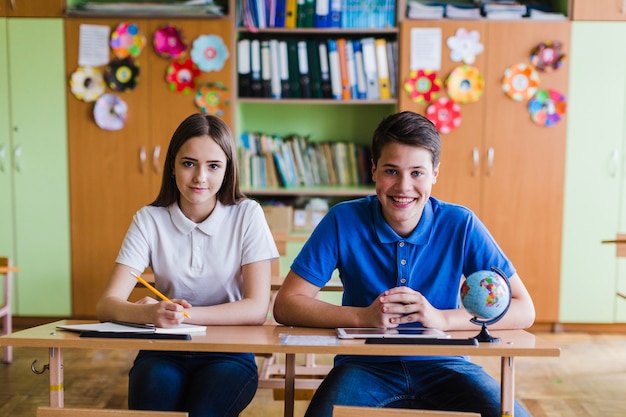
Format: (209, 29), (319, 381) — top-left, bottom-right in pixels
(404, 70), (443, 104)
(165, 57), (200, 94)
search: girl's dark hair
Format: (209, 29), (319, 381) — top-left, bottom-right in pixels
(371, 111), (441, 167)
(151, 114), (245, 207)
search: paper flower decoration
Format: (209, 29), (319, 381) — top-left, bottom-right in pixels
(105, 57), (140, 92)
(191, 35), (229, 72)
(93, 93), (128, 131)
(530, 41), (566, 72)
(153, 24), (188, 59)
(501, 63), (540, 102)
(70, 66), (106, 103)
(446, 65), (484, 104)
(446, 28), (484, 65)
(110, 22), (146, 59)
(195, 82), (229, 116)
(528, 89), (566, 127)
(426, 97), (462, 134)
(404, 70), (443, 104)
(166, 57), (201, 94)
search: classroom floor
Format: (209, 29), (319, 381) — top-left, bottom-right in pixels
(1, 332), (625, 417)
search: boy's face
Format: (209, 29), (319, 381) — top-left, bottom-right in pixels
(372, 142), (439, 237)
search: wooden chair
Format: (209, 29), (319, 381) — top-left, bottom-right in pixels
(0, 256), (16, 363)
(36, 407), (188, 417)
(333, 405), (481, 417)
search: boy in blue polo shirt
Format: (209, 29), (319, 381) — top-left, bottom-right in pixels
(273, 111), (535, 417)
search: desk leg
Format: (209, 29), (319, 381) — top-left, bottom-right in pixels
(49, 347), (64, 407)
(500, 356), (514, 417)
(284, 353), (295, 417)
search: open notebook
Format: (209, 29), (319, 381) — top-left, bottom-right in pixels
(57, 321), (207, 335)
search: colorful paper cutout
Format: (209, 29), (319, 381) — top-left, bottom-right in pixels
(446, 28), (484, 65)
(530, 41), (566, 72)
(195, 82), (229, 116)
(404, 70), (443, 104)
(110, 22), (146, 59)
(528, 88), (566, 127)
(446, 65), (484, 104)
(70, 66), (106, 103)
(153, 24), (188, 59)
(165, 57), (201, 94)
(501, 63), (540, 102)
(426, 97), (462, 134)
(93, 93), (128, 131)
(105, 57), (140, 92)
(191, 35), (229, 72)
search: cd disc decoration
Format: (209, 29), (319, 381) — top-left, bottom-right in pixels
(166, 57), (201, 94)
(70, 66), (106, 103)
(110, 22), (146, 59)
(153, 24), (187, 59)
(446, 28), (484, 65)
(190, 34), (229, 72)
(195, 82), (229, 116)
(426, 97), (462, 134)
(403, 70), (443, 104)
(93, 93), (128, 131)
(528, 88), (566, 127)
(501, 63), (540, 102)
(446, 65), (484, 104)
(105, 57), (140, 92)
(530, 41), (566, 72)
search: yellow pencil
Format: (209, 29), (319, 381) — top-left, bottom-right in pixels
(130, 272), (191, 318)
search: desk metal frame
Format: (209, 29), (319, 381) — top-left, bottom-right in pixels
(1, 321), (560, 417)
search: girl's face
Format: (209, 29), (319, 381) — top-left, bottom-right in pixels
(372, 142), (439, 237)
(173, 135), (227, 223)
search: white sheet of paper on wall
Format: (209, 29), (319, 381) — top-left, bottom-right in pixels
(78, 24), (111, 67)
(409, 27), (442, 71)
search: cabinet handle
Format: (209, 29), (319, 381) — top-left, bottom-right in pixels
(139, 146), (146, 174)
(486, 147), (494, 176)
(14, 145), (22, 173)
(10, 0), (15, 11)
(0, 145), (5, 172)
(152, 145), (161, 174)
(609, 149), (620, 178)
(622, 0), (626, 14)
(472, 147), (479, 176)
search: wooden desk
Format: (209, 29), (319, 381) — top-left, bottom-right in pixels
(0, 321), (560, 417)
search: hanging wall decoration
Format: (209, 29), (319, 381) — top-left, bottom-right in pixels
(190, 34), (229, 72)
(446, 28), (484, 65)
(110, 22), (146, 59)
(501, 63), (540, 102)
(105, 57), (140, 92)
(70, 66), (106, 103)
(446, 65), (484, 104)
(93, 93), (128, 131)
(195, 82), (229, 116)
(528, 88), (566, 127)
(403, 70), (443, 104)
(153, 24), (188, 60)
(530, 41), (566, 72)
(426, 97), (462, 134)
(165, 57), (201, 94)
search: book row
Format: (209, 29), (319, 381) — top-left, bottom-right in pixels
(237, 36), (398, 100)
(238, 0), (396, 29)
(238, 132), (373, 188)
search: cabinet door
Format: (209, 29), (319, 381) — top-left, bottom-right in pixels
(7, 19), (71, 315)
(3, 0), (64, 16)
(561, 22), (626, 323)
(0, 18), (14, 260)
(572, 0), (626, 21)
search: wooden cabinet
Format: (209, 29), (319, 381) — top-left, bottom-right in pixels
(560, 22), (626, 323)
(398, 20), (570, 323)
(571, 0), (626, 20)
(0, 18), (71, 316)
(65, 17), (235, 318)
(1, 0), (64, 16)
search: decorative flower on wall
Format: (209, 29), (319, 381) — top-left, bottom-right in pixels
(195, 82), (229, 115)
(93, 93), (128, 131)
(446, 28), (484, 65)
(426, 97), (462, 134)
(528, 88), (566, 127)
(105, 57), (140, 92)
(165, 57), (201, 94)
(191, 35), (229, 72)
(403, 70), (443, 103)
(110, 22), (146, 59)
(446, 65), (484, 104)
(501, 63), (539, 102)
(70, 66), (106, 103)
(530, 41), (566, 72)
(153, 24), (188, 60)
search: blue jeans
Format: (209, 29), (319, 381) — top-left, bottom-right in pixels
(128, 350), (258, 417)
(305, 358), (530, 417)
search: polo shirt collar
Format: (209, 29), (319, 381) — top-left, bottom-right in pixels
(169, 201), (226, 235)
(373, 197), (434, 245)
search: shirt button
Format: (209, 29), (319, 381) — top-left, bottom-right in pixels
(399, 242), (405, 247)
(401, 259), (407, 265)
(400, 278), (406, 284)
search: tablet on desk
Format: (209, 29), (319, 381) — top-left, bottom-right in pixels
(336, 327), (450, 339)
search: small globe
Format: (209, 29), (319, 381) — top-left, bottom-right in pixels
(460, 269), (511, 322)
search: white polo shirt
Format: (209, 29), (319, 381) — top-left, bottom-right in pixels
(116, 199), (279, 306)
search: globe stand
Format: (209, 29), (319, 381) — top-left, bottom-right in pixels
(471, 320), (500, 343)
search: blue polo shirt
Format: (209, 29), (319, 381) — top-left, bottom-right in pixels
(291, 195), (514, 362)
